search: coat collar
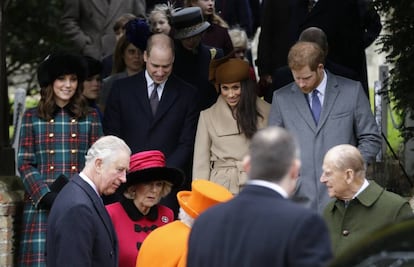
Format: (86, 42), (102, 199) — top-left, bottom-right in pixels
(210, 95), (240, 136)
(289, 70), (340, 133)
(328, 180), (384, 212)
(120, 195), (159, 221)
(90, 0), (125, 27)
(72, 175), (117, 244)
(132, 72), (179, 125)
(90, 0), (109, 18)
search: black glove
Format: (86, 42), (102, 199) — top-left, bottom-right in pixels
(50, 174), (69, 192)
(38, 192), (58, 210)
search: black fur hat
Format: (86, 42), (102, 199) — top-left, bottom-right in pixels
(84, 56), (103, 78)
(37, 52), (87, 88)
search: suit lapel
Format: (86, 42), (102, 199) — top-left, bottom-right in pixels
(150, 76), (179, 126)
(212, 96), (240, 136)
(290, 84), (317, 132)
(105, 1), (124, 28)
(132, 73), (154, 117)
(90, 0), (108, 18)
(73, 176), (116, 246)
(316, 71), (340, 133)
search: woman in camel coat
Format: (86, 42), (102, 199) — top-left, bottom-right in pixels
(193, 57), (270, 194)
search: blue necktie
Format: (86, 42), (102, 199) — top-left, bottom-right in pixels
(150, 83), (159, 115)
(311, 89), (321, 123)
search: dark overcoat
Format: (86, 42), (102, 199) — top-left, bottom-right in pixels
(47, 174), (118, 267)
(103, 71), (199, 212)
(187, 184), (333, 267)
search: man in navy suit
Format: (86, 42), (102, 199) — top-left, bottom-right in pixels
(46, 136), (131, 267)
(103, 33), (199, 215)
(187, 126), (333, 267)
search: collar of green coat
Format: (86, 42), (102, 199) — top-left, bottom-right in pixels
(354, 180), (384, 207)
(328, 180), (384, 211)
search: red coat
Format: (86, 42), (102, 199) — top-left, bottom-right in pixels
(106, 201), (174, 267)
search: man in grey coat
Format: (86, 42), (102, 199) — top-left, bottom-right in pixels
(268, 41), (381, 213)
(61, 0), (146, 60)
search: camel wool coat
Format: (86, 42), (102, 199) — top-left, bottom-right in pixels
(193, 96), (270, 194)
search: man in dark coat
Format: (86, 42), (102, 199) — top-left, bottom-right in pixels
(47, 136), (131, 267)
(103, 33), (199, 216)
(187, 126), (333, 267)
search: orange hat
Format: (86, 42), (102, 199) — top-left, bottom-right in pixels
(177, 180), (233, 219)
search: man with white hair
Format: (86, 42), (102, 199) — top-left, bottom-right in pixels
(47, 135), (131, 267)
(321, 144), (412, 256)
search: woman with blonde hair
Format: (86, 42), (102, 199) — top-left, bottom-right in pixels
(106, 150), (184, 267)
(148, 3), (175, 34)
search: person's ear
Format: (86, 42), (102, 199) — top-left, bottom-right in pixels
(242, 155), (251, 173)
(290, 159), (301, 180)
(95, 158), (103, 173)
(143, 50), (148, 62)
(345, 169), (354, 184)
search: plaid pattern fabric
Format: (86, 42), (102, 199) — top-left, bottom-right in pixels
(17, 107), (103, 267)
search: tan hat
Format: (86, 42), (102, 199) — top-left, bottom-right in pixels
(177, 180), (233, 219)
(209, 57), (250, 91)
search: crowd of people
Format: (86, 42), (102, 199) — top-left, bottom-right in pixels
(15, 0), (413, 266)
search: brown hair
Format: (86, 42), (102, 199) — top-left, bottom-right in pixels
(219, 79), (262, 139)
(113, 13), (137, 33)
(186, 0), (229, 28)
(288, 41), (325, 71)
(37, 82), (89, 120)
(111, 35), (144, 74)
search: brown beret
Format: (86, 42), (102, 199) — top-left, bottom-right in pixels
(209, 57), (250, 90)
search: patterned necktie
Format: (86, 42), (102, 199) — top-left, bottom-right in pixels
(308, 0), (316, 12)
(311, 89), (321, 123)
(150, 83), (159, 115)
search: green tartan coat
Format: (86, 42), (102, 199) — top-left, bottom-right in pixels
(17, 106), (102, 267)
(323, 180), (413, 257)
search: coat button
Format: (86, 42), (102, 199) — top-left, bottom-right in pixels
(49, 133), (54, 138)
(49, 119), (54, 123)
(71, 149), (77, 154)
(342, 230), (350, 236)
(71, 119), (76, 123)
(49, 150), (55, 154)
(71, 133), (77, 138)
(71, 166), (77, 170)
(50, 165), (54, 170)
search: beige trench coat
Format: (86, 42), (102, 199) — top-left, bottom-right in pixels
(193, 95), (270, 194)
